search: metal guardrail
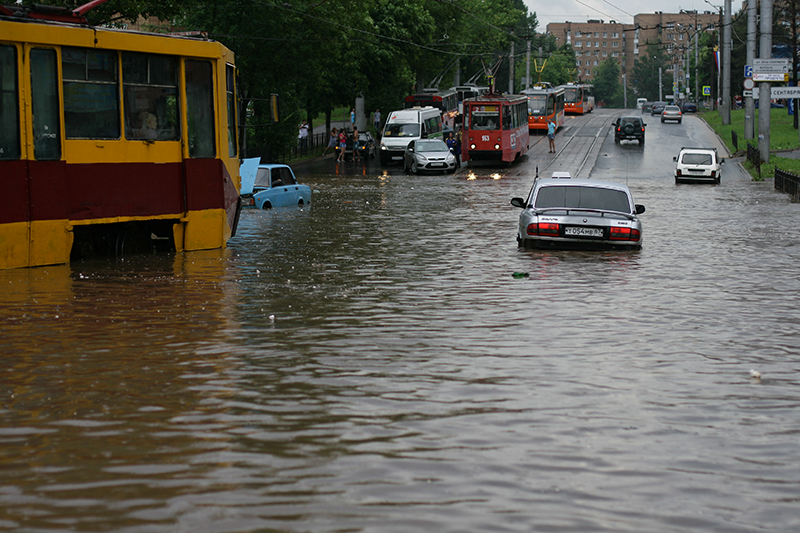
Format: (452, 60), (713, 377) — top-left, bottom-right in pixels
(746, 142), (761, 181)
(731, 130), (738, 152)
(775, 167), (800, 202)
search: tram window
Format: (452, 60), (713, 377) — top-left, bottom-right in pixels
(30, 49), (60, 160)
(470, 108), (499, 130)
(62, 48), (120, 139)
(185, 60), (216, 158)
(0, 45), (21, 160)
(226, 64), (237, 157)
(122, 53), (179, 141)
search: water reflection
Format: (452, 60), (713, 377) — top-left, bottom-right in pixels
(2, 149), (800, 531)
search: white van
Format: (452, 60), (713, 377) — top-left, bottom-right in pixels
(379, 107), (443, 165)
(636, 98), (647, 110)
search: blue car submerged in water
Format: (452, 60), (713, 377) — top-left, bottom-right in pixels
(244, 164), (311, 210)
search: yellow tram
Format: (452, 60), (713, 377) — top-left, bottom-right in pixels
(0, 3), (241, 269)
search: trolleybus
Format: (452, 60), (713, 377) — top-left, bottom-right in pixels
(561, 83), (595, 114)
(403, 88), (458, 114)
(462, 93), (529, 164)
(0, 2), (241, 269)
(521, 85), (565, 132)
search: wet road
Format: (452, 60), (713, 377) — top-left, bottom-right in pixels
(2, 109), (800, 532)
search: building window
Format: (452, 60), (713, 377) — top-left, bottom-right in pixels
(595, 41), (600, 47)
(594, 32), (600, 37)
(575, 41), (582, 47)
(612, 32), (619, 38)
(612, 41), (619, 48)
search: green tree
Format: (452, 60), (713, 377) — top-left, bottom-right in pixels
(630, 45), (673, 102)
(594, 57), (623, 107)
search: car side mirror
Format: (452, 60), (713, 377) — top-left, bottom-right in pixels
(720, 158), (725, 164)
(635, 204), (645, 214)
(408, 147), (414, 152)
(673, 156), (678, 162)
(511, 197), (526, 208)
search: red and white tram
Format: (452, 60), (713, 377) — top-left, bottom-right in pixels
(462, 93), (529, 164)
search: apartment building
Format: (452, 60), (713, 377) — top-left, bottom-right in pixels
(546, 11), (719, 95)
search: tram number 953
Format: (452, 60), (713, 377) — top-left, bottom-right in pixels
(481, 135), (490, 141)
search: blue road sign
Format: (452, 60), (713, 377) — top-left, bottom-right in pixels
(744, 65), (753, 78)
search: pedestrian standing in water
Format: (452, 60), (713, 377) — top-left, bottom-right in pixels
(547, 118), (556, 153)
(350, 108), (355, 130)
(373, 108), (381, 132)
(322, 128), (337, 157)
(337, 129), (347, 162)
(352, 126), (360, 161)
(298, 119), (309, 155)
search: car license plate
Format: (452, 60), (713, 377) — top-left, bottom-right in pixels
(392, 156), (402, 160)
(564, 226), (603, 237)
(430, 162), (445, 167)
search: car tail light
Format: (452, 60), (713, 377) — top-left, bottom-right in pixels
(676, 169), (682, 176)
(527, 222), (559, 236)
(710, 170), (716, 177)
(610, 226), (641, 241)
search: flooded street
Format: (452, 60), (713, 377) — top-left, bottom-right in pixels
(2, 110), (800, 532)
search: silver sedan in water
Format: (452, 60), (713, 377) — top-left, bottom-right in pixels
(511, 176), (645, 250)
(403, 139), (457, 174)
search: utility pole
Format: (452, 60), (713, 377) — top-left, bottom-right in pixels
(721, 0), (731, 124)
(525, 38), (531, 90)
(745, 0), (756, 139)
(659, 67), (663, 101)
(759, 0), (772, 163)
(509, 38), (515, 94)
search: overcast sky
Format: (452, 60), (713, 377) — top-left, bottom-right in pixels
(524, 0), (724, 30)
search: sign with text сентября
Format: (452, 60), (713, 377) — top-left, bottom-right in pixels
(751, 86), (800, 99)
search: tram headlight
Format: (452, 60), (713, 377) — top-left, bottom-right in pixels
(494, 144), (501, 150)
(470, 143), (476, 150)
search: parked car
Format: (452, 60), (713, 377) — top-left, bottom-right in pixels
(673, 147), (724, 184)
(641, 102), (654, 114)
(511, 176), (645, 250)
(403, 139), (457, 174)
(244, 164), (311, 209)
(613, 116), (646, 145)
(336, 131), (376, 161)
(650, 101), (667, 115)
(682, 102), (698, 113)
(661, 105), (683, 123)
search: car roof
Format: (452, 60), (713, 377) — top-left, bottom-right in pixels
(257, 163), (292, 170)
(665, 105), (681, 109)
(678, 147), (717, 153)
(535, 178), (632, 193)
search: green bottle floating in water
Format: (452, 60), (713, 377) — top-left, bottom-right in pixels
(512, 272), (529, 278)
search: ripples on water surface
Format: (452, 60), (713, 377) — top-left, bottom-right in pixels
(1, 167), (800, 532)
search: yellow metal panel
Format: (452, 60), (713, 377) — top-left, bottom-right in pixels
(63, 139), (183, 164)
(0, 222), (31, 270)
(29, 219), (72, 267)
(182, 209), (229, 251)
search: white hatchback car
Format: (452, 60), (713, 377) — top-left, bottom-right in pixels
(673, 147), (724, 184)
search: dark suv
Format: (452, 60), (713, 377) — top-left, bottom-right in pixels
(614, 116), (646, 145)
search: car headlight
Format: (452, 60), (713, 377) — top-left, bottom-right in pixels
(415, 154), (427, 163)
(380, 143), (387, 150)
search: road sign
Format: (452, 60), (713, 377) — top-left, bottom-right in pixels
(753, 58), (790, 73)
(743, 78), (755, 90)
(753, 73), (789, 82)
(702, 86), (711, 96)
(771, 86), (800, 99)
(751, 87), (800, 99)
(744, 65), (753, 77)
(743, 90), (753, 97)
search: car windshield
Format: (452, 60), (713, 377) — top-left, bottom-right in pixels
(384, 123), (420, 137)
(682, 153), (713, 165)
(535, 185), (631, 213)
(665, 106), (680, 112)
(417, 140), (449, 152)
